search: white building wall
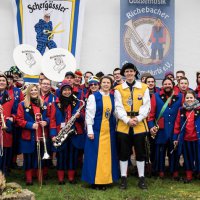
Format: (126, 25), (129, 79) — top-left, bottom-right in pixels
(0, 0), (200, 88)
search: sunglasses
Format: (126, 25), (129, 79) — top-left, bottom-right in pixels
(90, 83), (98, 86)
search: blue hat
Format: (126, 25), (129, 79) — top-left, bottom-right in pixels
(60, 81), (72, 92)
(88, 76), (100, 85)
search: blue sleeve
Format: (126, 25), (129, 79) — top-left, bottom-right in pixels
(25, 122), (34, 130)
(35, 20), (43, 34)
(148, 121), (155, 129)
(50, 129), (57, 137)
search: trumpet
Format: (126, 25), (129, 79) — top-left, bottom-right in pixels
(0, 105), (7, 157)
(35, 113), (50, 160)
(0, 105), (7, 130)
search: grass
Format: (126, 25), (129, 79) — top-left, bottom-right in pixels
(5, 168), (200, 200)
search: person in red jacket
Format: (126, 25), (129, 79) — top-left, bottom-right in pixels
(173, 90), (200, 183)
(4, 71), (24, 169)
(0, 74), (14, 175)
(195, 72), (200, 101)
(16, 84), (49, 185)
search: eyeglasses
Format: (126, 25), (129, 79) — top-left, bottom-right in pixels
(90, 83), (98, 86)
(41, 83), (50, 86)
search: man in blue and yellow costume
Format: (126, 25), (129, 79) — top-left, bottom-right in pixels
(115, 63), (150, 190)
(35, 12), (57, 55)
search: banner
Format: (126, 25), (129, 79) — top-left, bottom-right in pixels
(120, 0), (174, 79)
(12, 0), (84, 82)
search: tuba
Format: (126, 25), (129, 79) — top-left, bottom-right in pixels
(53, 95), (85, 148)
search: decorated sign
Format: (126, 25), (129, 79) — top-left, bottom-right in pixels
(120, 0), (174, 79)
(12, 0), (84, 56)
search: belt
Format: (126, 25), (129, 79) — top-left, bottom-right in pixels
(127, 111), (139, 117)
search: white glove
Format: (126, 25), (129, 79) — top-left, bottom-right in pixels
(43, 29), (48, 34)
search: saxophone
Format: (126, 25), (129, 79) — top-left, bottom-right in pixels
(53, 95), (85, 148)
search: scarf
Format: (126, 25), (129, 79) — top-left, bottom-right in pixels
(126, 80), (136, 92)
(59, 94), (74, 114)
(183, 100), (200, 111)
(30, 97), (40, 107)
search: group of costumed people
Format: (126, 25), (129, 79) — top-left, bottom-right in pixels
(0, 64), (200, 191)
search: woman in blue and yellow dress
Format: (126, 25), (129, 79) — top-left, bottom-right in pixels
(82, 76), (119, 190)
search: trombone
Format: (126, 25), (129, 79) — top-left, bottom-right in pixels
(35, 113), (50, 160)
(0, 105), (7, 157)
(35, 113), (50, 187)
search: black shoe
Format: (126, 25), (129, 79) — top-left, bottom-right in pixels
(96, 185), (107, 191)
(41, 181), (46, 185)
(172, 176), (180, 181)
(184, 179), (191, 184)
(138, 177), (147, 190)
(58, 181), (65, 185)
(119, 176), (127, 190)
(91, 184), (96, 189)
(44, 174), (50, 180)
(69, 179), (77, 184)
(26, 182), (33, 186)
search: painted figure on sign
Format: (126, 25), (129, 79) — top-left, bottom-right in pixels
(35, 12), (57, 55)
(147, 18), (166, 64)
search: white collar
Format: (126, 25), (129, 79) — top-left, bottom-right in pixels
(100, 90), (110, 96)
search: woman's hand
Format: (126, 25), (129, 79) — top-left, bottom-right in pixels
(88, 134), (94, 140)
(173, 140), (178, 146)
(76, 113), (80, 118)
(32, 123), (39, 130)
(6, 117), (13, 122)
(52, 137), (56, 142)
(39, 121), (47, 127)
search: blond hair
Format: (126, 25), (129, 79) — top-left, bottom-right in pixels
(24, 84), (43, 108)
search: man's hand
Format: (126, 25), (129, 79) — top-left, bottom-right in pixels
(128, 117), (138, 127)
(150, 126), (158, 134)
(150, 126), (158, 138)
